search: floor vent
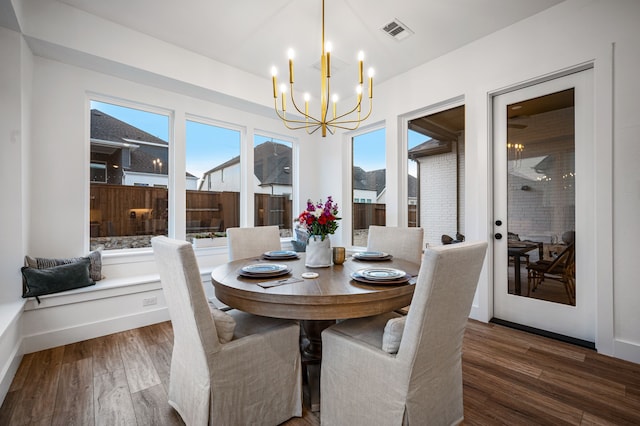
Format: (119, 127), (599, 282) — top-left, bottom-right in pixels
(381, 19), (414, 41)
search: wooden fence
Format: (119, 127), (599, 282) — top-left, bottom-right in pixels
(90, 185), (415, 238)
(255, 193), (292, 230)
(90, 184), (299, 237)
(90, 184), (240, 237)
(353, 203), (386, 230)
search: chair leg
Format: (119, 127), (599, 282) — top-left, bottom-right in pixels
(529, 271), (542, 293)
(564, 278), (576, 305)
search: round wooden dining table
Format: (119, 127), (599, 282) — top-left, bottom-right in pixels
(211, 253), (419, 321)
(211, 253), (419, 354)
(211, 252), (420, 411)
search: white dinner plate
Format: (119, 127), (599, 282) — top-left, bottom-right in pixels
(350, 270), (410, 285)
(241, 263), (288, 275)
(359, 267), (406, 281)
(353, 251), (392, 261)
(262, 250), (298, 259)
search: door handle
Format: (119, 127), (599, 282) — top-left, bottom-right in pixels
(495, 233), (503, 240)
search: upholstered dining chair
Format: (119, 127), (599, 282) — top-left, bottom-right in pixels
(151, 236), (302, 426)
(367, 225), (425, 314)
(226, 225), (281, 261)
(321, 241), (487, 426)
(366, 225), (425, 265)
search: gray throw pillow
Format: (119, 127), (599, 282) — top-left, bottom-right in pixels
(25, 249), (103, 281)
(21, 257), (95, 302)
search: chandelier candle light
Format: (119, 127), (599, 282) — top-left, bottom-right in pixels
(271, 0), (373, 137)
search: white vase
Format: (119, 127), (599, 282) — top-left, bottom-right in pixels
(305, 235), (332, 268)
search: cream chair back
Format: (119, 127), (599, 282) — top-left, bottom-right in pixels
(398, 241), (488, 420)
(320, 240), (487, 426)
(152, 236), (303, 425)
(227, 225), (281, 261)
(367, 225), (424, 265)
(151, 236), (220, 425)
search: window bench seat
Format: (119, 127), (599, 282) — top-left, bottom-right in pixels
(23, 273), (163, 311)
(19, 267), (217, 354)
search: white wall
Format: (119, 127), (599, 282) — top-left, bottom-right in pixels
(0, 26), (30, 404)
(0, 27), (26, 304)
(204, 162), (241, 192)
(363, 0), (639, 361)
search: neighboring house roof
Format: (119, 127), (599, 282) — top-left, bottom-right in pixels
(408, 138), (453, 159)
(254, 141), (292, 186)
(90, 109), (196, 178)
(91, 109), (168, 146)
(354, 166), (417, 198)
(202, 141), (292, 186)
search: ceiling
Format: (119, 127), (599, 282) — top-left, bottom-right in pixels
(55, 0), (564, 102)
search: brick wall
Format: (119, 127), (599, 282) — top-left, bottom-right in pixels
(507, 151), (575, 243)
(418, 140), (461, 247)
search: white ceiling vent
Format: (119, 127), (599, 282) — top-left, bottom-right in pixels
(381, 19), (414, 41)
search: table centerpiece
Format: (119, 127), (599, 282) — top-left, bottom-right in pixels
(296, 196), (340, 267)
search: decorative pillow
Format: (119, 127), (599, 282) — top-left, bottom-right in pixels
(21, 257), (95, 302)
(25, 249), (103, 281)
(208, 305), (236, 344)
(382, 316), (406, 354)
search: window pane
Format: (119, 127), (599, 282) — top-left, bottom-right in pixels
(186, 120), (240, 240)
(352, 128), (386, 246)
(90, 101), (170, 250)
(407, 129), (422, 227)
(408, 105), (465, 247)
(253, 135), (293, 238)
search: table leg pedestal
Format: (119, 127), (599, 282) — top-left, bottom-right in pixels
(300, 320), (335, 412)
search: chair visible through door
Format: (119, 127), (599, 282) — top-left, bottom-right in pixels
(527, 242), (575, 305)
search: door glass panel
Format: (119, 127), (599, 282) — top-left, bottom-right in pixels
(506, 89), (576, 305)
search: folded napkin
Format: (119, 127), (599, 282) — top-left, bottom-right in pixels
(257, 277), (304, 288)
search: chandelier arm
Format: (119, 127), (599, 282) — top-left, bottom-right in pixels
(325, 112), (372, 132)
(330, 98), (373, 126)
(329, 98), (363, 123)
(274, 99), (325, 129)
(280, 118), (322, 133)
(288, 83), (318, 122)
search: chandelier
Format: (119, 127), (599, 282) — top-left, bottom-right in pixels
(270, 0), (373, 137)
(507, 142), (525, 168)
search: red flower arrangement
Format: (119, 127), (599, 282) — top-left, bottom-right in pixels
(296, 196), (340, 241)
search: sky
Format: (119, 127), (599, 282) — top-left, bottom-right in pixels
(91, 100), (425, 181)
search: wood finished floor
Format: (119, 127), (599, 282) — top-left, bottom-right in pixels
(1, 319), (639, 425)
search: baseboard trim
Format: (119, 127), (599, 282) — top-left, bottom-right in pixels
(613, 339), (640, 364)
(490, 317), (596, 350)
(22, 307), (170, 354)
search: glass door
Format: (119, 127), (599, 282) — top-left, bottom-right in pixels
(493, 69), (595, 343)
